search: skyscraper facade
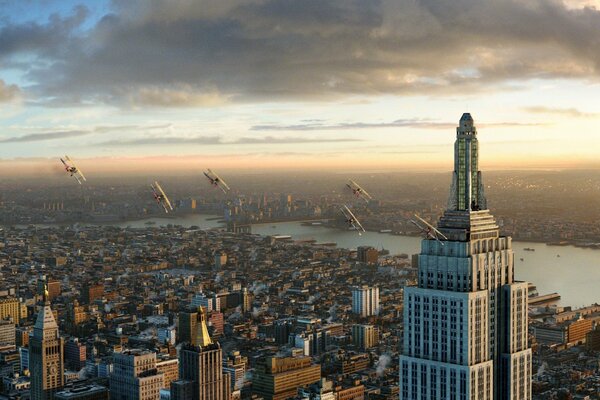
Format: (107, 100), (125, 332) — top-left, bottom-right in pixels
(109, 350), (164, 400)
(175, 308), (231, 400)
(400, 113), (531, 400)
(30, 289), (65, 400)
(351, 286), (379, 317)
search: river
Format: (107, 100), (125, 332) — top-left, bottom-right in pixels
(18, 214), (600, 308)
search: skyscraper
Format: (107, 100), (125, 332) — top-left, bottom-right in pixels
(352, 324), (379, 350)
(30, 287), (65, 400)
(174, 308), (231, 400)
(178, 309), (198, 345)
(351, 286), (379, 317)
(400, 113), (531, 400)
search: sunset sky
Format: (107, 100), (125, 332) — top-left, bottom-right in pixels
(1, 0), (600, 174)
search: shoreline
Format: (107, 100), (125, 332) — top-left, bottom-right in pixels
(6, 213), (600, 252)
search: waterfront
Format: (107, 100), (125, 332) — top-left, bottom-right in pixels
(16, 214), (600, 307)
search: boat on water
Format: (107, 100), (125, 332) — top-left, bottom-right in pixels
(523, 247), (535, 252)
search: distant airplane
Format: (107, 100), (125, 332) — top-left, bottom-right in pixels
(346, 179), (373, 203)
(204, 169), (230, 194)
(150, 181), (174, 213)
(60, 155), (87, 184)
(341, 204), (366, 236)
(410, 214), (447, 245)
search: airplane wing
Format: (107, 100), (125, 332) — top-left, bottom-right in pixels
(211, 170), (230, 191)
(349, 180), (372, 200)
(409, 218), (424, 230)
(66, 156), (87, 181)
(343, 205), (358, 221)
(353, 218), (366, 233)
(60, 158), (68, 167)
(219, 179), (230, 191)
(342, 205), (365, 232)
(414, 214), (448, 240)
(154, 181), (173, 210)
(359, 186), (373, 200)
(76, 169), (87, 182)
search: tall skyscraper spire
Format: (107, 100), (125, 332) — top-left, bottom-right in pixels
(447, 113), (487, 211)
(400, 113), (531, 400)
(173, 307), (231, 400)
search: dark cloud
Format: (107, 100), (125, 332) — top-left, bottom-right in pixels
(99, 135), (362, 146)
(2, 0), (600, 106)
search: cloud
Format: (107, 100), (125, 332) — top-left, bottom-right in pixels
(0, 80), (21, 103)
(0, 124), (171, 143)
(99, 135), (362, 146)
(0, 130), (88, 143)
(2, 0), (600, 106)
(252, 119), (455, 131)
(523, 106), (599, 118)
(123, 85), (229, 108)
(251, 119), (544, 132)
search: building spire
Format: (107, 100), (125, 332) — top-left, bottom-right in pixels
(447, 113), (487, 211)
(43, 283), (49, 305)
(195, 307), (213, 347)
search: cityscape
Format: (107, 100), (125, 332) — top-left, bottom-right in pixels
(2, 1), (600, 400)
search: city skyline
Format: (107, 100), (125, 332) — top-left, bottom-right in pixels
(2, 1), (600, 172)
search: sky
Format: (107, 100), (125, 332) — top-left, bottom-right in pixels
(1, 0), (600, 175)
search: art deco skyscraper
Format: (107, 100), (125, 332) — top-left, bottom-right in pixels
(400, 113), (531, 400)
(30, 286), (65, 400)
(174, 308), (231, 400)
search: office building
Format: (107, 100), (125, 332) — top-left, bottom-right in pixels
(0, 319), (15, 345)
(357, 246), (378, 264)
(158, 327), (176, 345)
(110, 350), (164, 400)
(352, 324), (378, 350)
(82, 283), (103, 304)
(16, 326), (32, 347)
(252, 356), (321, 400)
(215, 253), (227, 269)
(178, 309), (198, 345)
(64, 338), (86, 371)
(156, 357), (179, 389)
(0, 297), (23, 324)
(191, 293), (220, 313)
(351, 286), (379, 317)
(30, 290), (65, 400)
(400, 113), (531, 400)
(174, 308), (231, 400)
(223, 351), (247, 392)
